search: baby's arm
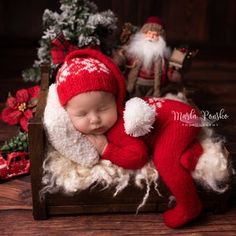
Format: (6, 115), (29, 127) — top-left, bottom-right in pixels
(99, 119), (148, 170)
(86, 134), (108, 155)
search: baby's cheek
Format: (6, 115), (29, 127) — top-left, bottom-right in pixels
(71, 117), (84, 131)
(108, 112), (118, 124)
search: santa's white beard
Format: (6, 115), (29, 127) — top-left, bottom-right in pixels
(126, 32), (171, 71)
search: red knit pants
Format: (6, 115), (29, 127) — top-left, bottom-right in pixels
(152, 120), (202, 228)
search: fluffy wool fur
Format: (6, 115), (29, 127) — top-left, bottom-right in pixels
(192, 127), (230, 192)
(43, 84), (99, 168)
(41, 145), (160, 210)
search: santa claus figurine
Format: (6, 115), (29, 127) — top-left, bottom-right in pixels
(113, 16), (180, 97)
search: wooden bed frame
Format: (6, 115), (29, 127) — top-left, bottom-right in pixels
(28, 65), (231, 220)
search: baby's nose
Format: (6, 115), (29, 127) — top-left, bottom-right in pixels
(90, 113), (101, 124)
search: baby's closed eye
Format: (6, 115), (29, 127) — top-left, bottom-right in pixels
(76, 111), (87, 117)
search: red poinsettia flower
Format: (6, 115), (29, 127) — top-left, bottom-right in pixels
(1, 86), (40, 132)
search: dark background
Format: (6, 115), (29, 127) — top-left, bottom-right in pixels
(1, 0), (236, 47)
(0, 0), (236, 102)
(0, 0), (236, 46)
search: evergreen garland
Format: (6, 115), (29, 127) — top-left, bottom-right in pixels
(22, 0), (117, 82)
(1, 132), (28, 156)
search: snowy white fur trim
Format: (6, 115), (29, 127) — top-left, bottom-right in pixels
(124, 97), (156, 137)
(192, 127), (230, 193)
(43, 84), (99, 168)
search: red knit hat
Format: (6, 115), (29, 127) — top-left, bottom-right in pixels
(56, 49), (126, 113)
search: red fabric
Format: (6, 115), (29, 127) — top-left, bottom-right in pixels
(180, 141), (203, 171)
(51, 33), (78, 64)
(138, 58), (168, 85)
(145, 16), (163, 26)
(101, 117), (148, 170)
(1, 86), (40, 132)
(143, 98), (203, 228)
(56, 49), (126, 115)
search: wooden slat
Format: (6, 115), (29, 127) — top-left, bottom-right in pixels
(1, 209), (236, 235)
(0, 176), (32, 210)
(28, 64), (50, 220)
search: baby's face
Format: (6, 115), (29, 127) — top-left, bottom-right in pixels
(66, 91), (117, 135)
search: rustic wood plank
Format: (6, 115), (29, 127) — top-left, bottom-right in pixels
(1, 208), (236, 235)
(0, 176), (32, 209)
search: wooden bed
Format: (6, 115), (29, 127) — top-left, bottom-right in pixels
(28, 64), (232, 220)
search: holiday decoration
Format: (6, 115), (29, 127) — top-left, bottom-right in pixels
(50, 32), (79, 65)
(0, 86), (40, 180)
(113, 16), (174, 97)
(1, 86), (40, 132)
(0, 151), (29, 181)
(119, 22), (138, 45)
(168, 46), (199, 80)
(112, 17), (200, 97)
(22, 0), (117, 82)
(0, 132), (29, 181)
(1, 132), (28, 154)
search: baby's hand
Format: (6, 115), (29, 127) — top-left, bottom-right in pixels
(86, 134), (108, 155)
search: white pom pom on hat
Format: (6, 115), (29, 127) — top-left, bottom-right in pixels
(124, 97), (156, 137)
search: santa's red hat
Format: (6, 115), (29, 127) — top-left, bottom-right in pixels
(145, 16), (163, 26)
(56, 49), (126, 114)
(140, 16), (165, 36)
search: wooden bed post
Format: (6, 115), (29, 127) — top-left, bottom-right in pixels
(29, 64), (50, 220)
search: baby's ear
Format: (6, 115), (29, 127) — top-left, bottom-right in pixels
(124, 97), (156, 137)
